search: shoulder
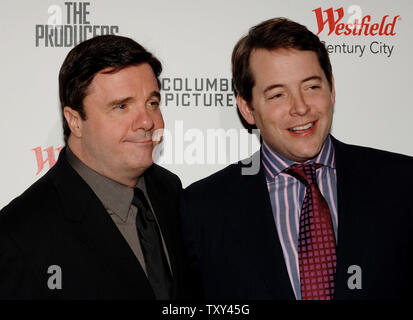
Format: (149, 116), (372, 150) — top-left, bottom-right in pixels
(186, 163), (240, 193)
(184, 152), (258, 199)
(0, 167), (62, 236)
(334, 138), (413, 171)
(145, 163), (182, 191)
(1, 171), (56, 219)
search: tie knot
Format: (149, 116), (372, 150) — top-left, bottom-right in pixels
(132, 188), (154, 219)
(285, 163), (322, 186)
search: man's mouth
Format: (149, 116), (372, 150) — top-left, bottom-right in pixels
(129, 139), (153, 143)
(124, 137), (153, 144)
(288, 121), (315, 133)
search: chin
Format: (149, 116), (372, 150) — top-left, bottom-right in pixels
(126, 154), (154, 170)
(138, 158), (154, 169)
(297, 148), (322, 161)
(287, 144), (318, 161)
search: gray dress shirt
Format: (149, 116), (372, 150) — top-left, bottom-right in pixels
(65, 147), (172, 276)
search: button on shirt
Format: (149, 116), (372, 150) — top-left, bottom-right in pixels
(65, 147), (172, 276)
(261, 135), (338, 299)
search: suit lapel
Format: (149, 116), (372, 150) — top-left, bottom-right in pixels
(331, 137), (367, 299)
(238, 157), (296, 299)
(50, 151), (154, 298)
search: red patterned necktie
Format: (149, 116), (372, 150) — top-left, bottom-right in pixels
(285, 163), (337, 300)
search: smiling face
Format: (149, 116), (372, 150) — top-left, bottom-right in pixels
(64, 63), (164, 186)
(237, 48), (335, 162)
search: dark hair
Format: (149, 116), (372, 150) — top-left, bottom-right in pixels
(59, 35), (162, 144)
(232, 18), (333, 105)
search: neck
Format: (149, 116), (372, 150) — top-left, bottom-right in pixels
(67, 137), (143, 188)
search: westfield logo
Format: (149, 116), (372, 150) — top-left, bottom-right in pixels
(313, 7), (400, 36)
(33, 146), (64, 175)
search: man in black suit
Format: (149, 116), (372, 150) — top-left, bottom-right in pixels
(0, 35), (191, 299)
(181, 18), (412, 300)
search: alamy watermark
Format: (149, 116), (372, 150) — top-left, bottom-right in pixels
(152, 120), (261, 175)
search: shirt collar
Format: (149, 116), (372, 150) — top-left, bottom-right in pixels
(65, 146), (136, 222)
(261, 134), (336, 181)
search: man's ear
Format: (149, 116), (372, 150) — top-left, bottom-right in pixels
(236, 95), (256, 125)
(63, 106), (83, 138)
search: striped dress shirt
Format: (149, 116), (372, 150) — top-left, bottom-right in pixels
(261, 134), (338, 299)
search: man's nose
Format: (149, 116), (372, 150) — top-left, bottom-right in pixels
(289, 92), (310, 116)
(131, 107), (154, 131)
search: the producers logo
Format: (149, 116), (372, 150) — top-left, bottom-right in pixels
(313, 7), (400, 36)
(35, 2), (120, 47)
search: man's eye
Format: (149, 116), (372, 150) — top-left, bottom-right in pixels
(270, 93), (282, 100)
(115, 104), (126, 110)
(309, 85), (320, 90)
(148, 100), (160, 107)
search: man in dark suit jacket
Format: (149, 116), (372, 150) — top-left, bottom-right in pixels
(181, 18), (413, 300)
(0, 35), (191, 299)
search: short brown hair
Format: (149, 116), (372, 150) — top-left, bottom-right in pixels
(232, 18), (333, 105)
(59, 35), (162, 144)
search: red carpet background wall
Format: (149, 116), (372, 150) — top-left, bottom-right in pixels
(0, 0), (411, 208)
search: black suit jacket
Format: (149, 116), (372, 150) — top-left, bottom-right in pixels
(0, 149), (191, 299)
(181, 137), (413, 300)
